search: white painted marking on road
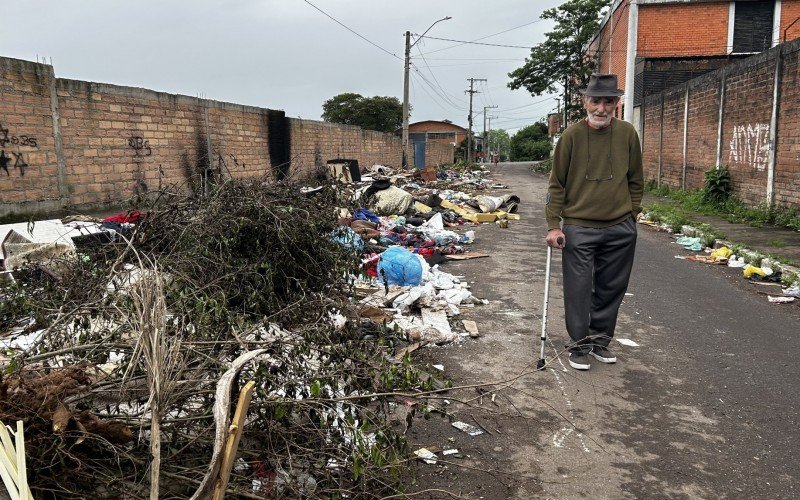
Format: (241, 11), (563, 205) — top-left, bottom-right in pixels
(548, 362), (591, 453)
(552, 427), (573, 448)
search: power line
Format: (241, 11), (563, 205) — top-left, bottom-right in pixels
(498, 96), (555, 112)
(422, 57), (526, 61)
(303, 0), (402, 61)
(482, 80), (496, 107)
(413, 43), (467, 105)
(417, 35), (533, 50)
(410, 71), (457, 114)
(410, 65), (466, 112)
(422, 61), (521, 68)
(410, 62), (465, 110)
(420, 18), (544, 55)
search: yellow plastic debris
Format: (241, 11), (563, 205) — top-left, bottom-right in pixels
(414, 201), (432, 213)
(743, 264), (767, 278)
(710, 246), (732, 261)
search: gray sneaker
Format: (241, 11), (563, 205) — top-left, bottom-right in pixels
(589, 346), (617, 364)
(568, 352), (591, 370)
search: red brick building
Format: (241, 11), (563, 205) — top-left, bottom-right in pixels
(408, 120), (482, 162)
(585, 0), (800, 129)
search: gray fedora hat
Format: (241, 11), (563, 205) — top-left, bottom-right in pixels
(580, 73), (624, 97)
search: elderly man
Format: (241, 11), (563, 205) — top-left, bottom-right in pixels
(544, 73), (643, 371)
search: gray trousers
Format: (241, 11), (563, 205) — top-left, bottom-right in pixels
(562, 217), (637, 353)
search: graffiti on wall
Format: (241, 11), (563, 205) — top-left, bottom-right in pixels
(1, 123), (36, 176)
(128, 136), (152, 158)
(728, 123), (770, 172)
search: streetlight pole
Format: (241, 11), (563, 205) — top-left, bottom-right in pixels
(402, 16), (451, 169)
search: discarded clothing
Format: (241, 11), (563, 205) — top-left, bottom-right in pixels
(332, 227), (364, 251)
(103, 210), (143, 224)
(354, 208), (380, 224)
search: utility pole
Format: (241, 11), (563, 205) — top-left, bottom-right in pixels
(402, 31), (411, 168)
(487, 114), (498, 159)
(482, 105), (497, 161)
(402, 17), (451, 169)
(465, 78), (486, 163)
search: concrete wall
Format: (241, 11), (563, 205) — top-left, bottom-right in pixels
(641, 39), (800, 208)
(0, 56), (406, 217)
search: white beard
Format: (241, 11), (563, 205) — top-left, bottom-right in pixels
(587, 113), (612, 129)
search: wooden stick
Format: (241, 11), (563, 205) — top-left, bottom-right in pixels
(0, 423), (20, 500)
(15, 421), (32, 500)
(212, 380), (256, 500)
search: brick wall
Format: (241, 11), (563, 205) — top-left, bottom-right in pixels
(638, 2), (730, 57)
(642, 92), (662, 184)
(0, 58), (63, 208)
(423, 142), (454, 167)
(782, 2), (800, 42)
(288, 119), (402, 180)
(592, 0), (629, 117)
(685, 76), (722, 190)
(0, 56), (406, 217)
(775, 46), (800, 206)
(641, 39), (800, 209)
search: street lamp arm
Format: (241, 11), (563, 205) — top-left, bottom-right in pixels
(402, 15), (451, 168)
(411, 16), (452, 48)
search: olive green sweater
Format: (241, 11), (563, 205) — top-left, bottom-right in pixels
(546, 118), (644, 230)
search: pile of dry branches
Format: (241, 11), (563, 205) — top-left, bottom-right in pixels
(0, 179), (424, 498)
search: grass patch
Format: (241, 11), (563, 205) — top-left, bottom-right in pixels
(646, 182), (800, 231)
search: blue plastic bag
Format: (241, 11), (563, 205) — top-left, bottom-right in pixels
(377, 246), (423, 286)
(332, 227), (364, 252)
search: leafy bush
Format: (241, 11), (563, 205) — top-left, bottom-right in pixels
(701, 166), (731, 204)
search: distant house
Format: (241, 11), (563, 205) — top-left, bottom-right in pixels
(407, 120), (484, 163)
(585, 0), (800, 129)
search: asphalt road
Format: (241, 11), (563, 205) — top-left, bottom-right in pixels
(407, 162), (799, 499)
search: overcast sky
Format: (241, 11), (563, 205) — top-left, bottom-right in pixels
(6, 0), (564, 134)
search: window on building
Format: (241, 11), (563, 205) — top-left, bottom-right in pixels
(731, 1), (775, 53)
(427, 132), (456, 140)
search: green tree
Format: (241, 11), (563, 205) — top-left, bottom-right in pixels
(507, 0), (609, 122)
(485, 129), (511, 161)
(321, 93), (404, 133)
(510, 123), (551, 161)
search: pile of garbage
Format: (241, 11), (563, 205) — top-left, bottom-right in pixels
(0, 161), (520, 497)
(0, 180), (432, 498)
(326, 163), (521, 348)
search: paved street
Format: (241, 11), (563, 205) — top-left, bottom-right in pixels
(407, 163), (799, 499)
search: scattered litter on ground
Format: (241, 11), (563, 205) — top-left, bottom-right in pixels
(768, 296), (796, 304)
(616, 338), (640, 347)
(675, 236), (704, 252)
(462, 320), (480, 338)
(727, 256), (746, 268)
(413, 448), (438, 465)
(451, 421), (484, 436)
(783, 284), (800, 297)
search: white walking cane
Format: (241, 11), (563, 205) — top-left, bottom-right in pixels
(537, 237), (562, 370)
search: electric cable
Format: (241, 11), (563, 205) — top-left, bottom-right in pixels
(303, 0), (402, 61)
(419, 18), (544, 55)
